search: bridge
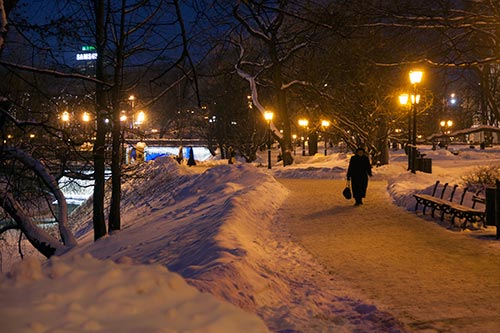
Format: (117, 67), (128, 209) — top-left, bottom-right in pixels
(123, 138), (213, 163)
(125, 138), (209, 147)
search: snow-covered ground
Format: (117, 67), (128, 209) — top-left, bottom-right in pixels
(2, 145), (500, 332)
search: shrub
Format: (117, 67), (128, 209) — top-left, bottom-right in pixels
(461, 165), (500, 191)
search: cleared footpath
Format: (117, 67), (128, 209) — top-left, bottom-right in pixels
(279, 178), (500, 333)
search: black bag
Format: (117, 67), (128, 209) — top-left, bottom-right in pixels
(342, 181), (352, 200)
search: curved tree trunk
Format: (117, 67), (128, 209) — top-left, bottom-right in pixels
(0, 191), (65, 258)
(5, 148), (77, 247)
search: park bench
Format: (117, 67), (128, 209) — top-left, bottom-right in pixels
(414, 181), (458, 218)
(446, 190), (486, 229)
(414, 180), (486, 229)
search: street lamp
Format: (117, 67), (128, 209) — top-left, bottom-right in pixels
(440, 120), (453, 131)
(128, 95), (135, 108)
(399, 93), (411, 170)
(321, 120), (330, 156)
(264, 111), (274, 169)
(298, 119), (309, 156)
(61, 110), (70, 122)
(119, 112), (128, 163)
(82, 112), (90, 123)
(440, 119), (453, 149)
(136, 110), (145, 132)
(82, 112), (91, 137)
(409, 70), (423, 173)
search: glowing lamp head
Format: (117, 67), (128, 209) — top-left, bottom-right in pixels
(136, 111), (145, 124)
(321, 120), (330, 127)
(399, 94), (409, 105)
(61, 111), (70, 122)
(298, 119), (309, 127)
(264, 111), (274, 122)
(409, 70), (423, 84)
(82, 112), (90, 122)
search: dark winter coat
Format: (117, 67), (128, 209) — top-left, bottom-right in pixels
(347, 154), (372, 199)
(187, 147), (196, 166)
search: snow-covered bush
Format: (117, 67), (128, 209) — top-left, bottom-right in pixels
(461, 165), (500, 190)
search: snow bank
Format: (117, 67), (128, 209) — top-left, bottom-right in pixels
(0, 254), (269, 333)
(67, 157), (406, 332)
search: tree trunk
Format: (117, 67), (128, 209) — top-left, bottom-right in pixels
(92, 0), (107, 240)
(375, 116), (389, 166)
(108, 0), (126, 233)
(270, 43), (293, 166)
(308, 131), (318, 155)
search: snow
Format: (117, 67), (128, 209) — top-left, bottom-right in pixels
(2, 144), (500, 332)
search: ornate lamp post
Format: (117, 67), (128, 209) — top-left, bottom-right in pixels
(81, 111), (91, 138)
(440, 119), (453, 133)
(440, 119), (453, 149)
(321, 120), (330, 156)
(61, 110), (70, 125)
(399, 93), (411, 170)
(298, 119), (309, 156)
(82, 112), (90, 123)
(264, 111), (274, 169)
(409, 70), (423, 173)
(136, 111), (145, 132)
(292, 134), (297, 156)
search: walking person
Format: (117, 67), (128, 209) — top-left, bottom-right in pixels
(228, 146), (235, 164)
(187, 146), (196, 166)
(347, 147), (372, 206)
(176, 145), (183, 164)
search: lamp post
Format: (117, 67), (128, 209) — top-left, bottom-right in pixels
(440, 120), (453, 133)
(292, 134), (297, 155)
(440, 120), (453, 149)
(321, 120), (330, 156)
(409, 70), (423, 173)
(136, 110), (145, 135)
(82, 111), (90, 138)
(128, 95), (135, 108)
(61, 110), (70, 128)
(120, 113), (128, 163)
(298, 119), (309, 156)
(399, 94), (411, 170)
(264, 111), (274, 169)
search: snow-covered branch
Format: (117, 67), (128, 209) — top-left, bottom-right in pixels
(0, 60), (112, 86)
(0, 190), (65, 258)
(278, 41), (308, 63)
(232, 4), (271, 42)
(281, 80), (310, 90)
(235, 59), (282, 139)
(4, 148), (77, 248)
(374, 57), (499, 68)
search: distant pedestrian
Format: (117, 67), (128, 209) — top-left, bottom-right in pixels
(176, 145), (183, 164)
(347, 147), (372, 206)
(228, 146), (235, 164)
(187, 146), (196, 166)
